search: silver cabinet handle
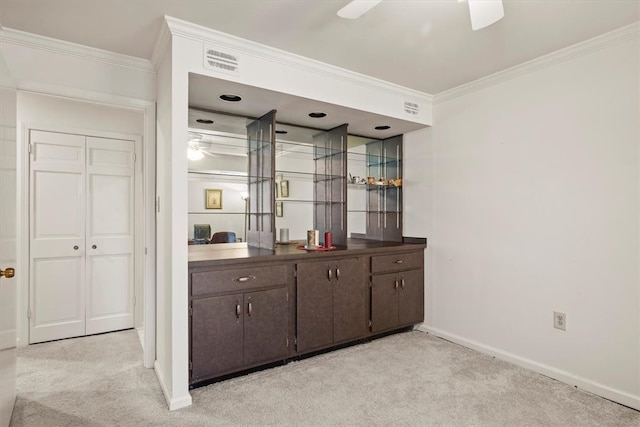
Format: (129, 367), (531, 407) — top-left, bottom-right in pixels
(336, 268), (340, 280)
(401, 278), (405, 289)
(236, 303), (241, 319)
(235, 275), (256, 283)
(394, 279), (399, 290)
(328, 268), (332, 280)
(394, 259), (404, 264)
(247, 301), (253, 317)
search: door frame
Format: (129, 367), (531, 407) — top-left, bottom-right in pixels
(25, 124), (142, 340)
(16, 92), (156, 369)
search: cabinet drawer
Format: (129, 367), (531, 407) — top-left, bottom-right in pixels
(191, 264), (287, 296)
(371, 250), (423, 273)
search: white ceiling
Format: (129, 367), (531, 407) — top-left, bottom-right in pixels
(1, 0), (638, 95)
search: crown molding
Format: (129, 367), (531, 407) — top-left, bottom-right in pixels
(151, 16), (172, 70)
(0, 27), (154, 74)
(163, 16), (432, 104)
(434, 21), (640, 104)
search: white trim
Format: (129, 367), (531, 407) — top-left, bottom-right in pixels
(23, 124), (143, 342)
(434, 21), (640, 103)
(154, 361), (193, 411)
(0, 27), (154, 74)
(17, 82), (154, 107)
(151, 17), (172, 71)
(163, 16), (432, 103)
(419, 325), (640, 411)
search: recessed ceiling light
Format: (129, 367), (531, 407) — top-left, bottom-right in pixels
(275, 130), (288, 134)
(196, 119), (214, 124)
(375, 125), (391, 130)
(220, 94), (242, 102)
(308, 112), (327, 118)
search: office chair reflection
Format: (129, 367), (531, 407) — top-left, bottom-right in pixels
(210, 231), (237, 243)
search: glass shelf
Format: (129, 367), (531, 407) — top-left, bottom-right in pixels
(276, 170), (343, 182)
(188, 211), (246, 215)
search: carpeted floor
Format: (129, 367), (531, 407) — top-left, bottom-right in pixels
(9, 329), (640, 426)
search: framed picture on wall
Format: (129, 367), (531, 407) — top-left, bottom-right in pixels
(205, 189), (222, 209)
(279, 180), (289, 198)
(276, 201), (283, 217)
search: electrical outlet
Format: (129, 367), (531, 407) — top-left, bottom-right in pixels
(554, 311), (566, 331)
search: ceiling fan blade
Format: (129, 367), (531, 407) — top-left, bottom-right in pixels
(468, 0), (504, 31)
(337, 0), (382, 19)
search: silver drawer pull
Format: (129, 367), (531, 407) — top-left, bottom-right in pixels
(336, 268), (340, 280)
(401, 278), (405, 289)
(394, 279), (399, 290)
(328, 268), (332, 280)
(235, 275), (256, 283)
(236, 303), (241, 319)
(394, 259), (404, 264)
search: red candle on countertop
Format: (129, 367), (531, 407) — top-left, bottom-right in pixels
(324, 232), (332, 248)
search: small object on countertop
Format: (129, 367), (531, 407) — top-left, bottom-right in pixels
(279, 228), (289, 243)
(307, 229), (319, 248)
(324, 231), (332, 248)
(296, 245), (336, 251)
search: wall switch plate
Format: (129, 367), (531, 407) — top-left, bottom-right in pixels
(554, 311), (567, 331)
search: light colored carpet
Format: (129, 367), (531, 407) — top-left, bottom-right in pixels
(9, 329), (640, 426)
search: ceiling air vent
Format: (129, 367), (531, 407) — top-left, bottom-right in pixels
(203, 46), (239, 75)
(403, 101), (420, 116)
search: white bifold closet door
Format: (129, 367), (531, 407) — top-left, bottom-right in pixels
(29, 130), (135, 344)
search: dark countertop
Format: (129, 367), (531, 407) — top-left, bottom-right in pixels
(188, 237), (426, 268)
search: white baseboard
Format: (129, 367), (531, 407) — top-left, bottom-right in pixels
(419, 325), (640, 411)
(153, 361), (193, 411)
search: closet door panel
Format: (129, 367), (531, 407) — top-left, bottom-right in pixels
(85, 137), (135, 334)
(29, 130), (86, 343)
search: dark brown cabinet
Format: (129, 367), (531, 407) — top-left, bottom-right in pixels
(370, 250), (424, 333)
(191, 287), (288, 382)
(188, 242), (424, 386)
(296, 257), (367, 353)
(189, 264), (289, 384)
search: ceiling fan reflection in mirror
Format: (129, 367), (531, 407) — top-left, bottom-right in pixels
(337, 0), (504, 31)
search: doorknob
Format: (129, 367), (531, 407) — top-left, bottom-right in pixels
(0, 268), (15, 279)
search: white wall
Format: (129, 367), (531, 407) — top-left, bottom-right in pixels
(421, 33), (639, 409)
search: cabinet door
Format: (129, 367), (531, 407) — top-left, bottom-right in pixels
(244, 287), (288, 367)
(371, 272), (399, 333)
(191, 294), (244, 381)
(398, 268), (424, 326)
(333, 258), (367, 343)
(296, 261), (333, 353)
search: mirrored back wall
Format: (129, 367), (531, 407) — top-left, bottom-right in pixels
(187, 109), (383, 245)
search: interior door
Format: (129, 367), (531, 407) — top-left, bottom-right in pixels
(85, 137), (135, 334)
(0, 84), (17, 427)
(29, 130), (86, 343)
